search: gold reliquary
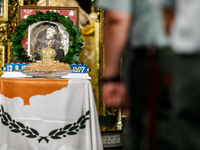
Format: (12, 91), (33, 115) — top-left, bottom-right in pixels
(39, 42), (56, 63)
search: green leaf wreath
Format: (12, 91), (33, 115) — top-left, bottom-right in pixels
(0, 105), (90, 143)
(10, 11), (83, 63)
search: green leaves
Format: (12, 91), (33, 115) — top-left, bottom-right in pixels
(49, 129), (59, 136)
(36, 10), (43, 16)
(86, 110), (90, 115)
(72, 25), (78, 31)
(0, 104), (90, 143)
(26, 135), (37, 138)
(12, 55), (20, 61)
(16, 122), (25, 128)
(21, 129), (33, 135)
(11, 10), (83, 63)
(10, 122), (20, 129)
(16, 44), (23, 49)
(63, 124), (72, 130)
(11, 129), (21, 133)
(67, 132), (77, 135)
(69, 125), (79, 131)
(76, 37), (83, 44)
(21, 31), (27, 37)
(55, 131), (67, 136)
(21, 50), (27, 56)
(72, 55), (81, 63)
(30, 128), (39, 135)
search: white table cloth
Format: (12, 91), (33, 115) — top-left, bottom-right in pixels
(0, 78), (103, 150)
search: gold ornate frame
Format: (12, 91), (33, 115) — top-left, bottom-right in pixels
(0, 0), (8, 21)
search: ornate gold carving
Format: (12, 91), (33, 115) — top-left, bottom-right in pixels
(0, 23), (7, 41)
(6, 41), (12, 63)
(0, 45), (5, 75)
(0, 0), (24, 70)
(0, 0), (8, 21)
(0, 22), (7, 72)
(8, 0), (24, 39)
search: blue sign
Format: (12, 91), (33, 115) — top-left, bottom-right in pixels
(6, 63), (30, 72)
(5, 63), (89, 74)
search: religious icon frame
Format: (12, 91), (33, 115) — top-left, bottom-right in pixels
(0, 0), (8, 21)
(18, 6), (79, 61)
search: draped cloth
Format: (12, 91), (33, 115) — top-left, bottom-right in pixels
(0, 78), (103, 150)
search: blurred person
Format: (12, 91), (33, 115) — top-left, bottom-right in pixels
(157, 0), (200, 150)
(97, 0), (168, 149)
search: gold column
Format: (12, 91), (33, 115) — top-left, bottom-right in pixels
(99, 9), (106, 116)
(79, 2), (101, 116)
(98, 9), (123, 149)
(94, 19), (100, 115)
(79, 27), (100, 115)
(0, 45), (5, 75)
(99, 10), (117, 118)
(0, 22), (7, 74)
(6, 41), (12, 63)
(0, 0), (8, 21)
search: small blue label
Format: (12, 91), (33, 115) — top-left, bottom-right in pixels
(6, 63), (30, 72)
(69, 64), (87, 73)
(5, 63), (89, 74)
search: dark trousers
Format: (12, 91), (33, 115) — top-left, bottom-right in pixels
(123, 47), (184, 150)
(157, 54), (200, 150)
(122, 47), (162, 150)
(122, 47), (200, 150)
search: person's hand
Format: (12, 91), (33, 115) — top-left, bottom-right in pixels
(103, 82), (130, 116)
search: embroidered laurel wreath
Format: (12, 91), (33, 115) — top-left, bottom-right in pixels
(0, 105), (90, 143)
(10, 11), (83, 63)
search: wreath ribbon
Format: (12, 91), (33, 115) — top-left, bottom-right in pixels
(0, 104), (90, 143)
(38, 136), (49, 143)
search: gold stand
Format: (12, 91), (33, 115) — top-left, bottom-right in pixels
(115, 109), (123, 130)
